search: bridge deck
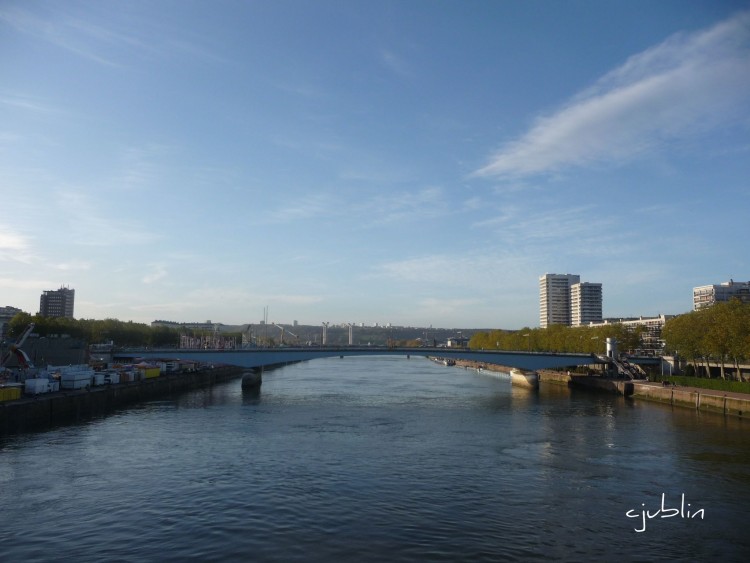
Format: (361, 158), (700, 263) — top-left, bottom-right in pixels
(119, 347), (601, 372)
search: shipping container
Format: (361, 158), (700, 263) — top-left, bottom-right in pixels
(61, 378), (90, 390)
(142, 367), (160, 379)
(104, 371), (120, 385)
(58, 364), (95, 391)
(25, 378), (50, 395)
(0, 386), (22, 402)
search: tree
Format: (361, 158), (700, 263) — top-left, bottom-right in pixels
(663, 300), (750, 379)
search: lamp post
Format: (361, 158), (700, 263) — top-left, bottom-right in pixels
(522, 333), (531, 352)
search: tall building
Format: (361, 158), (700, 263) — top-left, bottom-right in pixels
(539, 274), (580, 328)
(571, 282), (603, 326)
(693, 280), (750, 310)
(0, 305), (24, 339)
(39, 286), (75, 318)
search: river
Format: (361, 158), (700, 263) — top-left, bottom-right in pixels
(1, 356), (748, 561)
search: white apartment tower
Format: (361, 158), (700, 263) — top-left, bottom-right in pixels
(539, 274), (579, 328)
(693, 280), (750, 310)
(571, 282), (603, 326)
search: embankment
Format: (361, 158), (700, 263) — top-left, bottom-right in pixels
(630, 382), (748, 417)
(0, 365), (244, 436)
(539, 369), (749, 417)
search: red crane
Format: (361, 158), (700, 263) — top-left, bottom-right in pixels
(1, 323), (35, 369)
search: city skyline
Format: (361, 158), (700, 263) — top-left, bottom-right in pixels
(1, 2), (749, 329)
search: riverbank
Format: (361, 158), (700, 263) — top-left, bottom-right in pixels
(630, 380), (749, 417)
(453, 359), (750, 418)
(0, 365), (244, 436)
(538, 369), (750, 417)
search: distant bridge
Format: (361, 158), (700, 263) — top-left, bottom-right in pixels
(118, 347), (602, 372)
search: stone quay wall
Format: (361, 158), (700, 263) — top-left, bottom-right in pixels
(0, 365), (244, 436)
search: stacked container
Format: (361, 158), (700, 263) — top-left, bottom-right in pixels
(0, 385), (22, 402)
(58, 364), (95, 390)
(24, 378), (50, 395)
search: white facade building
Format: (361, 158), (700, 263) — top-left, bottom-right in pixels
(539, 274), (580, 328)
(588, 314), (676, 353)
(693, 280), (750, 310)
(571, 282), (603, 327)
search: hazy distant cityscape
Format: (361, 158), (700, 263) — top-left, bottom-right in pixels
(3, 277), (748, 349)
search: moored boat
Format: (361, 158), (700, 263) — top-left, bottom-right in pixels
(510, 368), (539, 389)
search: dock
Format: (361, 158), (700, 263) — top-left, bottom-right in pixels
(0, 365), (243, 436)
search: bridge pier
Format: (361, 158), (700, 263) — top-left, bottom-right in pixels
(241, 369), (262, 390)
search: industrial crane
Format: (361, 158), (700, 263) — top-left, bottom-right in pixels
(273, 324), (298, 346)
(1, 323), (35, 370)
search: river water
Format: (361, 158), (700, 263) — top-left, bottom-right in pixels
(1, 356), (748, 562)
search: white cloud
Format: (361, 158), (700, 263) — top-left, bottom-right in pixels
(55, 260), (91, 271)
(374, 252), (536, 291)
(0, 277), (51, 290)
(0, 93), (60, 114)
(0, 226), (35, 264)
(475, 11), (750, 178)
(380, 48), (412, 78)
(55, 189), (158, 246)
(264, 193), (335, 223)
(142, 265), (168, 284)
(362, 186), (448, 225)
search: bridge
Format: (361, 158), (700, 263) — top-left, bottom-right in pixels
(119, 346), (602, 372)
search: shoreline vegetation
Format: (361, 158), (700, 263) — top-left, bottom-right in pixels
(4, 300), (749, 398)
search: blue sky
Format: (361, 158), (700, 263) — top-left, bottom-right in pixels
(1, 1), (749, 329)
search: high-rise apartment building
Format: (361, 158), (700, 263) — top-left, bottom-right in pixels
(693, 280), (750, 310)
(571, 282), (603, 326)
(539, 274), (580, 328)
(39, 286), (75, 318)
(540, 274), (602, 327)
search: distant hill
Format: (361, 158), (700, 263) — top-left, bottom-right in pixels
(219, 324), (489, 347)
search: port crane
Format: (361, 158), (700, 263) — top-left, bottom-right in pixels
(1, 323), (35, 370)
(273, 324), (298, 346)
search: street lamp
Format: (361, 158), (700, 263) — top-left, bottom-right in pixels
(522, 333), (531, 352)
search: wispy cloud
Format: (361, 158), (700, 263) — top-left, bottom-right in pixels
(380, 48), (412, 78)
(55, 189), (158, 246)
(263, 186), (449, 226)
(374, 251), (537, 291)
(142, 264), (168, 284)
(55, 260), (91, 271)
(264, 193), (335, 223)
(475, 10), (750, 178)
(361, 186), (448, 225)
(0, 3), (221, 68)
(0, 277), (53, 290)
(473, 204), (617, 243)
(110, 144), (175, 192)
(0, 93), (60, 115)
(0, 226), (36, 264)
(413, 297), (484, 320)
(0, 5), (126, 66)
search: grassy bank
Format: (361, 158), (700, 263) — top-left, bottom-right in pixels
(650, 374), (750, 394)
